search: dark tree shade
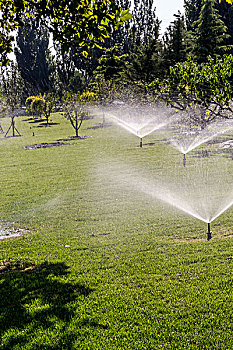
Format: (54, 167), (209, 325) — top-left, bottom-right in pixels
(14, 19), (54, 95)
(192, 0), (231, 62)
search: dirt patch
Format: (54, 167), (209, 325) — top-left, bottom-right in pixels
(57, 135), (91, 141)
(0, 259), (36, 273)
(0, 225), (28, 240)
(24, 142), (68, 150)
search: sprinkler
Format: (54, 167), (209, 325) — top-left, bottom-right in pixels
(183, 153), (186, 167)
(140, 138), (143, 148)
(207, 222), (212, 241)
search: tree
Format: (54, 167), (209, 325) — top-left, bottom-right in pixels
(148, 56), (233, 128)
(91, 75), (118, 126)
(62, 91), (96, 137)
(184, 0), (203, 32)
(26, 93), (58, 124)
(162, 12), (188, 73)
(15, 18), (54, 95)
(0, 62), (24, 137)
(124, 1), (162, 85)
(185, 0), (233, 53)
(54, 42), (93, 94)
(105, 0), (132, 53)
(192, 0), (231, 62)
(217, 0), (233, 52)
(94, 45), (129, 81)
(0, 0), (132, 65)
(0, 92), (7, 134)
(42, 93), (59, 125)
(26, 96), (46, 119)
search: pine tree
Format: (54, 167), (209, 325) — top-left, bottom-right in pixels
(192, 0), (231, 62)
(94, 45), (129, 81)
(184, 0), (203, 31)
(162, 12), (187, 72)
(126, 1), (162, 84)
(185, 0), (233, 52)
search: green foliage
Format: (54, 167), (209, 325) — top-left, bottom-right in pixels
(0, 62), (24, 115)
(94, 45), (129, 81)
(192, 0), (231, 62)
(25, 96), (36, 114)
(162, 12), (188, 72)
(15, 18), (54, 95)
(42, 92), (59, 125)
(31, 96), (46, 118)
(26, 93), (58, 124)
(125, 1), (162, 84)
(61, 91), (96, 137)
(148, 55), (233, 126)
(91, 75), (117, 105)
(0, 0), (132, 65)
(26, 96), (45, 118)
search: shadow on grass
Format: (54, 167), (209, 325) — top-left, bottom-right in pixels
(86, 122), (112, 130)
(25, 118), (45, 124)
(0, 261), (94, 349)
(36, 122), (60, 127)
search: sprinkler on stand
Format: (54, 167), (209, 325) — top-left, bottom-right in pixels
(140, 137), (143, 148)
(207, 222), (212, 241)
(183, 153), (186, 167)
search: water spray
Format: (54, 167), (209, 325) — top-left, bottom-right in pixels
(207, 222), (212, 241)
(183, 153), (186, 167)
(140, 138), (143, 148)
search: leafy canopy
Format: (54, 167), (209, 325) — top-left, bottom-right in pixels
(0, 0), (132, 65)
(148, 55), (233, 126)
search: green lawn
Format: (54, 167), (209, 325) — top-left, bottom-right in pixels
(0, 112), (233, 349)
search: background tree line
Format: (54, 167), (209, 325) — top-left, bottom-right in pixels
(2, 0), (233, 133)
(9, 0), (233, 98)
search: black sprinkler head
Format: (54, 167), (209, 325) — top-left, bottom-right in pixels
(207, 222), (212, 241)
(183, 153), (186, 167)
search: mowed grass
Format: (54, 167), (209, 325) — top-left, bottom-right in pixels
(0, 112), (233, 349)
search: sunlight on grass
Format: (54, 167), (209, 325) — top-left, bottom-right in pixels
(0, 112), (232, 349)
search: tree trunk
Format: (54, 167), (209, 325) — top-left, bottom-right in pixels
(75, 112), (79, 137)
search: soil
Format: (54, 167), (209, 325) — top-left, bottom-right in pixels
(0, 259), (36, 273)
(24, 142), (67, 150)
(24, 136), (91, 149)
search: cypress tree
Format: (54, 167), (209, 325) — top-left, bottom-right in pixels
(15, 18), (54, 95)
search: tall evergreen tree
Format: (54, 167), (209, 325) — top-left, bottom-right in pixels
(184, 0), (203, 31)
(105, 0), (132, 53)
(217, 0), (233, 50)
(94, 45), (129, 81)
(15, 18), (54, 96)
(162, 12), (187, 72)
(53, 43), (85, 95)
(125, 1), (162, 84)
(185, 0), (233, 50)
(192, 0), (231, 62)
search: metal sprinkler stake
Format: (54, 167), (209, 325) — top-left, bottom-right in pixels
(207, 222), (212, 241)
(183, 153), (186, 167)
(140, 138), (143, 148)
